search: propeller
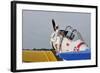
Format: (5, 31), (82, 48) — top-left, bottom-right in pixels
(52, 19), (56, 31)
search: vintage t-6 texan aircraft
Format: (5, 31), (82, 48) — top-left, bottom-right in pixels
(50, 19), (90, 60)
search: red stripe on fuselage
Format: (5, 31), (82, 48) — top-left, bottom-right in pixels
(76, 42), (85, 51)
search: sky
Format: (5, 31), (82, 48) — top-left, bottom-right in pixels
(22, 10), (91, 49)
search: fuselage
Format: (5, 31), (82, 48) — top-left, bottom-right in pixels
(50, 30), (89, 53)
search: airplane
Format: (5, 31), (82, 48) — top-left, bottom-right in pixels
(50, 19), (90, 60)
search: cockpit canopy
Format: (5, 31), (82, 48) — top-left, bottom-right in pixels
(58, 26), (83, 41)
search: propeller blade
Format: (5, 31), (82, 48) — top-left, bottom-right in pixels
(52, 19), (56, 31)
